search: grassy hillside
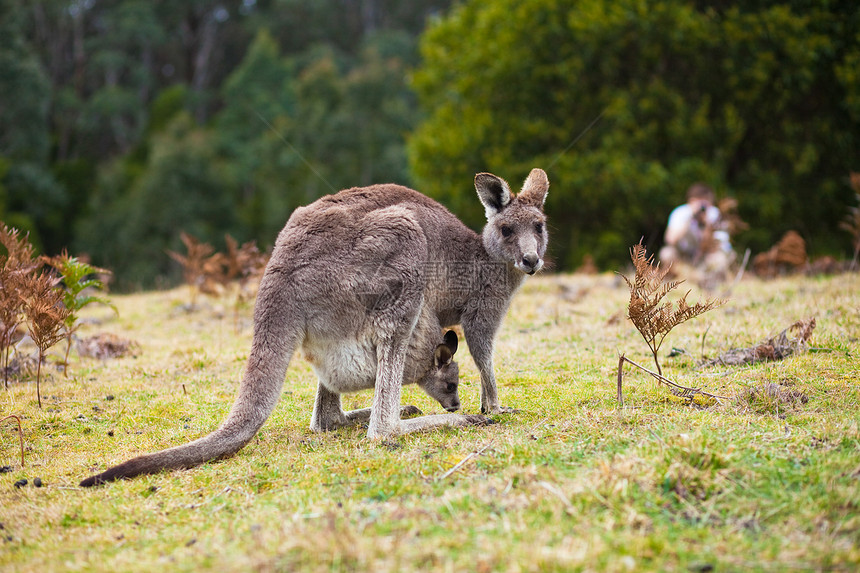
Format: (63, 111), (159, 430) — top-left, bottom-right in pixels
(1, 272), (859, 572)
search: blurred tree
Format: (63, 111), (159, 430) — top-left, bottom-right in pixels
(343, 31), (421, 187)
(410, 0), (860, 269)
(76, 113), (238, 289)
(0, 0), (66, 251)
(15, 0), (451, 286)
(246, 0), (452, 53)
(216, 29), (422, 248)
(215, 29), (297, 244)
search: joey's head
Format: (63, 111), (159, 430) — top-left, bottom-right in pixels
(476, 168), (549, 275)
(417, 330), (461, 412)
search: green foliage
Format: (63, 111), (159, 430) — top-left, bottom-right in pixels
(51, 5), (437, 288)
(0, 0), (51, 163)
(76, 113), (240, 289)
(9, 0), (857, 284)
(0, 0), (66, 253)
(217, 29), (422, 246)
(46, 252), (116, 331)
(45, 251), (116, 375)
(0, 0), (451, 287)
(409, 0), (860, 270)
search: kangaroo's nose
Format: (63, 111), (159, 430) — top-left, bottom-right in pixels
(522, 253), (539, 268)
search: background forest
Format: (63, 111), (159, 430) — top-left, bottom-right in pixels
(1, 0), (858, 289)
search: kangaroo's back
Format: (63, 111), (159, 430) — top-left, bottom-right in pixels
(304, 184), (479, 252)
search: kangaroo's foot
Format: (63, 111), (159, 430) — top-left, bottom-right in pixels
(310, 413), (350, 432)
(481, 405), (520, 415)
(463, 414), (495, 426)
(400, 405), (423, 418)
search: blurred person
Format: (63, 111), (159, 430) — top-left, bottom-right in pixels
(660, 183), (734, 278)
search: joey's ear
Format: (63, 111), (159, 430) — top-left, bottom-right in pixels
(475, 173), (512, 219)
(443, 329), (459, 355)
(517, 168), (549, 209)
(434, 343), (453, 366)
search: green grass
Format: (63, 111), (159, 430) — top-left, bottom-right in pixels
(2, 272), (859, 572)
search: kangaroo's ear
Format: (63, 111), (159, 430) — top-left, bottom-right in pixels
(434, 343), (453, 366)
(443, 329), (458, 355)
(475, 173), (512, 219)
(517, 168), (549, 209)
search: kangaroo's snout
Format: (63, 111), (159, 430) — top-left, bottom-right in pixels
(520, 252), (542, 275)
(445, 403), (461, 412)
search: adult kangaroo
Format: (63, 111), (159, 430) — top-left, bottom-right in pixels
(80, 168), (549, 486)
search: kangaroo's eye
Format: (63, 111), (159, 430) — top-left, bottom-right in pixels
(446, 383), (457, 393)
(500, 225), (513, 238)
(534, 222), (544, 234)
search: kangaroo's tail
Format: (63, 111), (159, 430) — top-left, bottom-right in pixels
(80, 271), (301, 487)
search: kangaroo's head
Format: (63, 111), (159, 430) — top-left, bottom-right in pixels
(476, 168), (549, 275)
(417, 330), (461, 412)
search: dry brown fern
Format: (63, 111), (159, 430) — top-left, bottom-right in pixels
(167, 232), (216, 305)
(0, 223), (41, 388)
(22, 272), (71, 408)
(620, 241), (724, 376)
(228, 235), (269, 283)
(0, 269), (24, 389)
(168, 232), (269, 307)
(753, 231), (808, 278)
(0, 224), (39, 274)
(224, 235), (269, 330)
(840, 173), (860, 270)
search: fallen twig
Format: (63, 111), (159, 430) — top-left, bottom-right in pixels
(437, 417), (548, 480)
(537, 480), (575, 513)
(617, 355), (730, 406)
(437, 437), (497, 481)
(2, 414), (24, 468)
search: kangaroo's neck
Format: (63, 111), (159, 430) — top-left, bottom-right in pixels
(428, 228), (527, 329)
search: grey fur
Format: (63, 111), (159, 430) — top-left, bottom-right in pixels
(79, 168), (549, 486)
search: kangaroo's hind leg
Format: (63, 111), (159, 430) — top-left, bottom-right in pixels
(349, 207), (428, 439)
(309, 384), (349, 432)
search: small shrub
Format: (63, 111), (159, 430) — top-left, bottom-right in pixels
(840, 172), (860, 270)
(167, 232), (216, 307)
(1, 221), (117, 400)
(168, 232), (269, 325)
(21, 272), (70, 408)
(0, 224), (40, 388)
(44, 251), (117, 375)
(620, 241), (723, 376)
